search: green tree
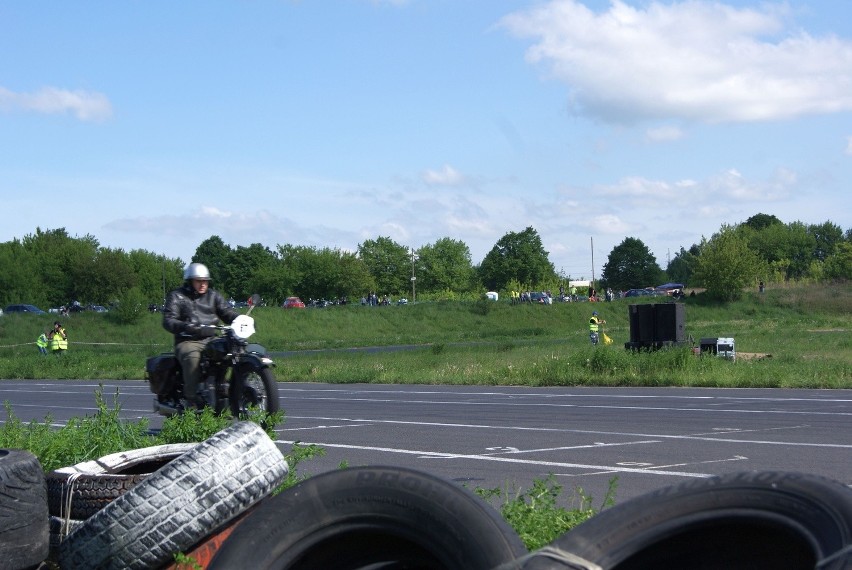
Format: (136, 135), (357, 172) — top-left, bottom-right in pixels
(744, 221), (816, 281)
(71, 247), (136, 306)
(823, 242), (852, 281)
(0, 240), (46, 307)
(417, 238), (475, 294)
(743, 213), (783, 231)
(666, 245), (699, 286)
(126, 250), (184, 305)
(600, 237), (665, 291)
(478, 227), (556, 291)
(285, 246), (374, 302)
(21, 228), (100, 307)
(357, 237), (411, 296)
(223, 243), (278, 301)
(693, 226), (765, 301)
(808, 221), (844, 263)
(193, 236), (232, 285)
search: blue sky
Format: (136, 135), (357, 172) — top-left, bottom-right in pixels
(2, 0), (850, 280)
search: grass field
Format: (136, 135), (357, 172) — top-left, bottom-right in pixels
(0, 282), (849, 388)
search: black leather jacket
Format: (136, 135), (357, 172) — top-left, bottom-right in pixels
(162, 283), (239, 345)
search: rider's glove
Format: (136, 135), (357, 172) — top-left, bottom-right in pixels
(184, 324), (201, 336)
(198, 326), (217, 338)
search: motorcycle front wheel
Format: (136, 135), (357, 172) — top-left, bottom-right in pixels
(230, 366), (280, 418)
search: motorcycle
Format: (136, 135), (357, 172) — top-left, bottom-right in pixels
(145, 297), (279, 418)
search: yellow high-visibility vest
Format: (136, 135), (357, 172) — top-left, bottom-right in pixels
(589, 317), (600, 333)
(50, 329), (68, 351)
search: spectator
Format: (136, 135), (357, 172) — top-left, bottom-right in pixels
(36, 329), (49, 355)
(48, 321), (68, 355)
(588, 311), (605, 345)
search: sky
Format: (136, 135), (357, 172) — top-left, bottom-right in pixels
(2, 0), (851, 280)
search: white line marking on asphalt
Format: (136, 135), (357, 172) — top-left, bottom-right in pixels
(497, 440), (661, 455)
(275, 438), (713, 478)
(274, 387), (852, 404)
(645, 455), (749, 470)
(280, 395), (852, 416)
(284, 415), (852, 448)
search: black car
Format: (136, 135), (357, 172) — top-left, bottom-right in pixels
(3, 304), (47, 315)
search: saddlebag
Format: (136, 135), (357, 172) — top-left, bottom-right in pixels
(146, 354), (178, 396)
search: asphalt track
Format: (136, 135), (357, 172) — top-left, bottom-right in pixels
(1, 380), (850, 504)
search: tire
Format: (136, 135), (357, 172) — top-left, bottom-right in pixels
(46, 443), (196, 519)
(207, 465), (528, 570)
(59, 421), (289, 570)
(230, 365), (280, 417)
(0, 449), (49, 570)
(48, 515), (84, 564)
(522, 471), (852, 570)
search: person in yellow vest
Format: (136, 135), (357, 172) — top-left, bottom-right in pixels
(48, 321), (68, 354)
(589, 311), (605, 345)
(36, 329), (49, 355)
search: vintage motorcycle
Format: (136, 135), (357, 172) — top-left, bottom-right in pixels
(145, 300), (279, 418)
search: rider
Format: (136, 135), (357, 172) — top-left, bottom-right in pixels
(163, 262), (239, 410)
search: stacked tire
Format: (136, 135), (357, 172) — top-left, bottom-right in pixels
(519, 471), (852, 570)
(205, 465), (529, 570)
(0, 449), (49, 570)
(46, 443), (198, 563)
(54, 422), (289, 570)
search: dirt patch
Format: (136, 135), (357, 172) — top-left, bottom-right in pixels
(737, 352), (772, 360)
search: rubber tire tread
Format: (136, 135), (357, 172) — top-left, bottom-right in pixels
(230, 365), (280, 417)
(524, 470), (852, 570)
(48, 515), (84, 564)
(58, 422), (289, 570)
(0, 449), (49, 570)
(207, 464), (528, 570)
(46, 443), (196, 519)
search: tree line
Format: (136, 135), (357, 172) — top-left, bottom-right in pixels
(0, 214), (848, 311)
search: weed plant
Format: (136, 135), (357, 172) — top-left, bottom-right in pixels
(0, 385), (283, 473)
(476, 475), (619, 550)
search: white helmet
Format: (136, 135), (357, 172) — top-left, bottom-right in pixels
(184, 262), (211, 281)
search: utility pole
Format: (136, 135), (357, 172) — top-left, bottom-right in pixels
(590, 236), (595, 289)
(410, 248), (417, 304)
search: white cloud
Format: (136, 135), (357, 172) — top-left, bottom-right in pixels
(0, 86), (113, 121)
(646, 125), (684, 142)
(596, 176), (685, 199)
(422, 164), (465, 186)
(500, 0), (852, 124)
(707, 167), (796, 201)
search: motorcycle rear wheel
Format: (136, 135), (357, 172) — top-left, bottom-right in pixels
(230, 366), (280, 417)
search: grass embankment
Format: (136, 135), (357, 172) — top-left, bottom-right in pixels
(1, 283), (849, 388)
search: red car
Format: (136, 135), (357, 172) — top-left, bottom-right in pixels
(282, 297), (305, 309)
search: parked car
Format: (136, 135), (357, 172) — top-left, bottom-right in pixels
(529, 291), (552, 304)
(623, 289), (655, 298)
(282, 297), (305, 309)
(3, 304), (47, 315)
(655, 283), (685, 297)
(89, 305), (109, 313)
